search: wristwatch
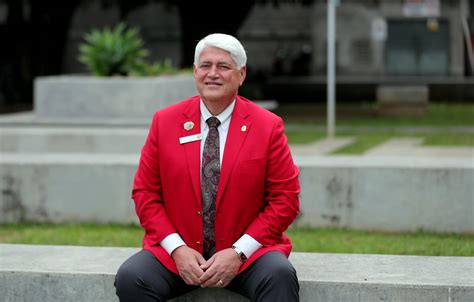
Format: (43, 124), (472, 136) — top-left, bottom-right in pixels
(231, 246), (247, 262)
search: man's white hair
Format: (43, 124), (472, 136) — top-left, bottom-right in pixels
(194, 33), (247, 69)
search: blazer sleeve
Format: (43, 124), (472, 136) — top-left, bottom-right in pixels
(132, 112), (177, 246)
(244, 117), (300, 247)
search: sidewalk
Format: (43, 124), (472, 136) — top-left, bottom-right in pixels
(290, 137), (474, 158)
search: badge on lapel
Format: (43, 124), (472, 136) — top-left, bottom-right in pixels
(183, 121), (194, 131)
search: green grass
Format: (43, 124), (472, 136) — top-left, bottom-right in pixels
(287, 228), (473, 256)
(0, 224), (472, 256)
(285, 131), (326, 144)
(423, 133), (474, 146)
(334, 104), (474, 127)
(0, 224), (143, 247)
(280, 103), (474, 127)
(331, 133), (394, 154)
(283, 103), (474, 153)
(286, 131), (474, 154)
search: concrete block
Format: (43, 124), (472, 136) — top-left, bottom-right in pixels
(0, 153), (139, 224)
(34, 75), (197, 120)
(295, 156), (474, 233)
(1, 155), (472, 233)
(377, 85), (429, 116)
(1, 244), (473, 302)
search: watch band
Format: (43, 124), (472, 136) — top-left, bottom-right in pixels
(231, 245), (247, 262)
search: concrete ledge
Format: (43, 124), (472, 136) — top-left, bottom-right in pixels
(1, 154), (472, 232)
(1, 244), (473, 302)
(0, 126), (147, 154)
(376, 85), (429, 117)
(0, 153), (139, 224)
(34, 75), (197, 119)
(296, 156), (474, 233)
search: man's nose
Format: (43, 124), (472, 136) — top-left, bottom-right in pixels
(207, 65), (219, 77)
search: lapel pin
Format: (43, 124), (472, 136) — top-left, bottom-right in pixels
(241, 125), (247, 132)
(184, 121), (194, 131)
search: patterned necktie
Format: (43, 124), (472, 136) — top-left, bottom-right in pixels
(202, 116), (221, 259)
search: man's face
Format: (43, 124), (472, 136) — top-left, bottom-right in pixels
(194, 47), (246, 105)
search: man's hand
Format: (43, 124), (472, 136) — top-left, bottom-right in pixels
(171, 246), (206, 285)
(199, 248), (243, 288)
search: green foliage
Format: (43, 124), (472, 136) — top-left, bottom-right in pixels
(129, 58), (178, 76)
(79, 23), (148, 76)
(78, 23), (178, 77)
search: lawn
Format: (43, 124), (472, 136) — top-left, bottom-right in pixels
(1, 224), (472, 257)
(280, 103), (474, 127)
(281, 103), (474, 154)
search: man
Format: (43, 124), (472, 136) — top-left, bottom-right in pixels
(115, 33), (300, 301)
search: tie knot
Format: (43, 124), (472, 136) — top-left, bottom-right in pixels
(206, 117), (221, 129)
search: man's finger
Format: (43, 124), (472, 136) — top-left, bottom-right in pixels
(199, 266), (217, 285)
(181, 273), (194, 285)
(200, 256), (215, 270)
(191, 264), (205, 279)
(196, 254), (207, 266)
(202, 274), (221, 288)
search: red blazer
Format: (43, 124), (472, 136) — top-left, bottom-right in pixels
(132, 95), (300, 274)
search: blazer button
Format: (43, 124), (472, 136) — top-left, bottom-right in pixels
(196, 241), (201, 245)
(197, 211), (202, 216)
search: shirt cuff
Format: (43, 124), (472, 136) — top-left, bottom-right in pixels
(160, 233), (186, 255)
(233, 234), (262, 258)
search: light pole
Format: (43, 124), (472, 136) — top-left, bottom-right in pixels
(327, 0), (338, 139)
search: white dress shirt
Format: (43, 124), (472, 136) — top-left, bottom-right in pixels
(160, 99), (262, 258)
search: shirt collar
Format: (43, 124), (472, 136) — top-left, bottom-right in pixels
(200, 99), (235, 131)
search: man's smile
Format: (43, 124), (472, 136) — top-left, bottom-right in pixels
(205, 81), (222, 86)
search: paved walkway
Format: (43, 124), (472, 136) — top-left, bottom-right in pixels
(363, 138), (474, 158)
(290, 137), (474, 158)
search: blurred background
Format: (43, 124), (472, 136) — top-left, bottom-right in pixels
(0, 0), (473, 261)
(0, 0), (472, 113)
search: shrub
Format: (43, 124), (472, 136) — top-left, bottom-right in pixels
(78, 23), (149, 76)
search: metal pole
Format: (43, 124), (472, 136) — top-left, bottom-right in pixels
(327, 0), (336, 139)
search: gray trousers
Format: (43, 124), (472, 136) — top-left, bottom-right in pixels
(115, 250), (299, 302)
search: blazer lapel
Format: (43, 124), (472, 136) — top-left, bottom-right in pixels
(181, 97), (202, 208)
(216, 97), (251, 208)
